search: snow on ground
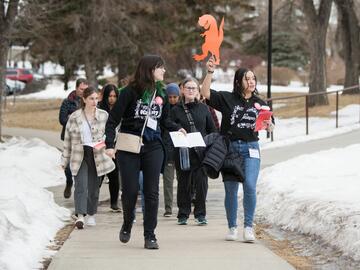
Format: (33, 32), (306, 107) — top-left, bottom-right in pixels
(20, 79), (76, 100)
(258, 104), (360, 150)
(211, 81), (343, 93)
(0, 138), (70, 270)
(256, 143), (360, 260)
(20, 79), (346, 100)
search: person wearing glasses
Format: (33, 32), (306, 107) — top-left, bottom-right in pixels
(200, 56), (274, 243)
(105, 55), (179, 250)
(170, 77), (216, 226)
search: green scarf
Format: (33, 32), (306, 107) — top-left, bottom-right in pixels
(141, 81), (166, 104)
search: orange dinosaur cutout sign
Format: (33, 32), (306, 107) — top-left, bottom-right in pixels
(193, 14), (224, 65)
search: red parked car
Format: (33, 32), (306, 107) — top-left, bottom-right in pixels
(6, 68), (34, 83)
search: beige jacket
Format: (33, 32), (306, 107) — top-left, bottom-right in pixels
(61, 108), (115, 176)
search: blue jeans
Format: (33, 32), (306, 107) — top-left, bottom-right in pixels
(224, 140), (260, 228)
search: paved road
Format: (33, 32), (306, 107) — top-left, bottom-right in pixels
(4, 126), (359, 270)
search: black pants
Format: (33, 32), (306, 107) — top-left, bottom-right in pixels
(100, 160), (120, 206)
(65, 164), (73, 186)
(176, 166), (208, 219)
(116, 140), (164, 240)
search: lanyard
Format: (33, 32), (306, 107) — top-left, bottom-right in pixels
(83, 111), (94, 131)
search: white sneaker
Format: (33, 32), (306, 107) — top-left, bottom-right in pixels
(75, 215), (85, 229)
(243, 226), (255, 243)
(225, 227), (238, 241)
(86, 215), (96, 226)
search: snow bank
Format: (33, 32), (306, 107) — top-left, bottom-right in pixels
(0, 138), (70, 270)
(257, 144), (360, 260)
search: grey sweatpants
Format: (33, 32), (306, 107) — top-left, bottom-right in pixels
(74, 146), (100, 215)
(163, 162), (175, 213)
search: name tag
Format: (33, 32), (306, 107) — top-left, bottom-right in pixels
(147, 117), (157, 130)
(249, 148), (260, 159)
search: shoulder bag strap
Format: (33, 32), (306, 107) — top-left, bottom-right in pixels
(182, 102), (197, 133)
(140, 90), (157, 137)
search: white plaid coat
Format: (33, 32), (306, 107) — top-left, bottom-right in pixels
(61, 108), (115, 176)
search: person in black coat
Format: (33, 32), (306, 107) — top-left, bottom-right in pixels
(170, 77), (216, 226)
(105, 55), (179, 249)
(161, 83), (180, 217)
(98, 84), (121, 212)
(58, 78), (88, 199)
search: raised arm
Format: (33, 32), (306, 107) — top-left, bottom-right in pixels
(200, 55), (216, 100)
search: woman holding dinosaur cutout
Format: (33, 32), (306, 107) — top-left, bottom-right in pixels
(200, 56), (274, 243)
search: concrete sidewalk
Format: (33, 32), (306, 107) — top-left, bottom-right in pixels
(47, 180), (294, 270)
(4, 126), (359, 270)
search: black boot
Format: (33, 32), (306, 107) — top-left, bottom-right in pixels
(119, 224), (131, 243)
(144, 238), (159, 249)
(63, 182), (72, 199)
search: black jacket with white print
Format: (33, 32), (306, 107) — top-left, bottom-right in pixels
(105, 86), (178, 149)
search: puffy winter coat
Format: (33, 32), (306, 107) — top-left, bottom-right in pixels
(202, 133), (244, 182)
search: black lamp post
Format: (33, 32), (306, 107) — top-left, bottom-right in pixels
(267, 0), (273, 140)
(267, 0), (272, 105)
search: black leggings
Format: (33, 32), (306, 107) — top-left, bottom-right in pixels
(116, 140), (164, 240)
(100, 160), (120, 206)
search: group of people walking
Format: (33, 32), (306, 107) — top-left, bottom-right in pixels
(59, 54), (274, 250)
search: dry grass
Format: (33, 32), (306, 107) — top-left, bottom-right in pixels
(2, 93), (359, 132)
(3, 98), (63, 132)
(256, 224), (313, 270)
(261, 92), (360, 118)
(41, 223), (74, 270)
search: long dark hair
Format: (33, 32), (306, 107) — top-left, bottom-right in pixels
(129, 54), (165, 96)
(99, 84), (118, 112)
(80, 86), (98, 109)
(233, 68), (259, 97)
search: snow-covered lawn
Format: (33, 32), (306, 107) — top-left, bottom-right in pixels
(257, 143), (360, 260)
(19, 79), (346, 100)
(259, 104), (360, 149)
(0, 138), (70, 270)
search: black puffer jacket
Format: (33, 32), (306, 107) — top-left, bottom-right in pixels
(59, 90), (81, 140)
(202, 133), (244, 182)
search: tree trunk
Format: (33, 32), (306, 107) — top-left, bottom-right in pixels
(0, 0), (20, 139)
(335, 0), (360, 94)
(0, 41), (8, 141)
(117, 53), (129, 87)
(302, 0), (333, 107)
(84, 55), (98, 89)
(63, 62), (75, 91)
(308, 26), (329, 106)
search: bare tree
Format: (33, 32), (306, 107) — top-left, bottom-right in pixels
(301, 0), (332, 106)
(334, 0), (360, 94)
(0, 0), (19, 140)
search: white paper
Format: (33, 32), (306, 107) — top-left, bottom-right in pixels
(147, 117), (157, 130)
(249, 148), (260, 159)
(170, 132), (206, 148)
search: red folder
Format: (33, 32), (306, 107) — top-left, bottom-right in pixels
(255, 110), (273, 131)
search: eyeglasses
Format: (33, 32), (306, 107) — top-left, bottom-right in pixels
(184, 86), (198, 92)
